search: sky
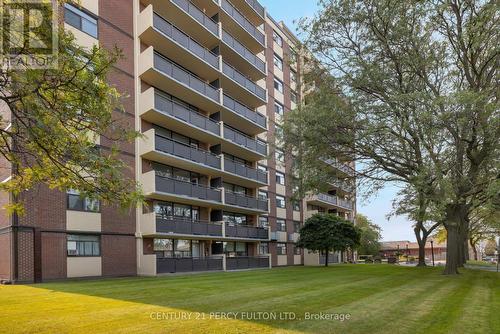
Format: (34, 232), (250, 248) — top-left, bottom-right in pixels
(260, 0), (416, 242)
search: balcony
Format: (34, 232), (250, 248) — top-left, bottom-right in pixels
(237, 0), (265, 24)
(139, 47), (222, 114)
(324, 158), (355, 177)
(222, 125), (267, 160)
(142, 171), (222, 206)
(157, 256), (224, 273)
(140, 88), (221, 145)
(224, 190), (268, 213)
(142, 0), (220, 46)
(221, 29), (266, 81)
(140, 129), (222, 177)
(226, 256), (269, 270)
(225, 223), (269, 240)
(222, 94), (266, 135)
(219, 0), (265, 53)
(156, 216), (223, 237)
(306, 193), (354, 211)
(139, 7), (220, 82)
(223, 158), (267, 186)
(221, 62), (266, 110)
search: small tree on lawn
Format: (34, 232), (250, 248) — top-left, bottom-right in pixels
(297, 213), (361, 267)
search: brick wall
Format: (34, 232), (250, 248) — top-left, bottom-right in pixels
(101, 235), (137, 276)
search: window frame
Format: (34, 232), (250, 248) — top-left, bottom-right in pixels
(276, 195), (286, 209)
(274, 77), (284, 93)
(275, 171), (285, 185)
(67, 234), (101, 257)
(64, 3), (99, 38)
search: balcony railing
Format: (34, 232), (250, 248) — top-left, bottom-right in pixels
(171, 0), (219, 36)
(153, 13), (219, 69)
(223, 94), (266, 128)
(222, 62), (266, 101)
(157, 256), (223, 273)
(221, 0), (265, 45)
(338, 198), (354, 210)
(154, 91), (221, 136)
(221, 30), (266, 73)
(153, 52), (220, 102)
(224, 159), (267, 184)
(324, 158), (355, 176)
(225, 223), (268, 239)
(155, 175), (222, 202)
(244, 0), (264, 18)
(224, 190), (268, 211)
(226, 256), (269, 270)
(156, 216), (223, 236)
(155, 135), (221, 169)
(223, 126), (267, 156)
(317, 193), (338, 206)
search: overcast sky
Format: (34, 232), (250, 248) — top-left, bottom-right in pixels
(260, 0), (416, 241)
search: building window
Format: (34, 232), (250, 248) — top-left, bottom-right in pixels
(274, 53), (283, 70)
(67, 234), (100, 257)
(275, 149), (285, 163)
(274, 77), (284, 93)
(274, 102), (284, 116)
(294, 245), (301, 255)
(258, 190), (268, 200)
(64, 3), (98, 38)
(223, 212), (248, 225)
(290, 49), (297, 64)
(273, 30), (283, 46)
(154, 201), (200, 221)
(276, 171), (285, 185)
(277, 243), (287, 255)
(224, 182), (250, 195)
(259, 242), (269, 255)
(291, 69), (297, 83)
(291, 90), (298, 104)
(277, 219), (286, 232)
(293, 221), (302, 232)
(224, 242), (248, 257)
(276, 195), (286, 208)
(67, 190), (100, 212)
(257, 164), (268, 173)
(259, 216), (269, 228)
(293, 200), (301, 211)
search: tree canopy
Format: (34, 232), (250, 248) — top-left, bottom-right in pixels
(0, 3), (142, 213)
(284, 0), (499, 275)
(297, 213), (361, 266)
(356, 214), (382, 256)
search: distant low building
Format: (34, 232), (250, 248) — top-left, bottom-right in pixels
(379, 239), (447, 261)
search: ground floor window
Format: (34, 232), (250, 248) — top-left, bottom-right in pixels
(277, 243), (287, 255)
(224, 242), (248, 257)
(259, 242), (269, 255)
(154, 239), (202, 258)
(67, 234), (100, 257)
(294, 245), (301, 255)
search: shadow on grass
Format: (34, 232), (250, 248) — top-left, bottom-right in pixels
(26, 265), (498, 334)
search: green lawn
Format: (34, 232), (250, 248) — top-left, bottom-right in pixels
(1, 265), (499, 334)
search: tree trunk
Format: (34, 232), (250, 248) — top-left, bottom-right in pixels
(324, 250), (329, 267)
(443, 223), (460, 275)
(470, 239), (478, 261)
(414, 226), (427, 267)
(443, 203), (468, 275)
(417, 237), (427, 267)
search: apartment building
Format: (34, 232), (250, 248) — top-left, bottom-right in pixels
(0, 0), (356, 283)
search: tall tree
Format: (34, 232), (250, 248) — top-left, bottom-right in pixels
(0, 2), (142, 213)
(356, 214), (382, 256)
(297, 213), (361, 266)
(285, 0), (499, 275)
(390, 185), (441, 266)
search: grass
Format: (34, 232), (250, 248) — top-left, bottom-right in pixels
(467, 260), (497, 267)
(0, 265), (499, 334)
